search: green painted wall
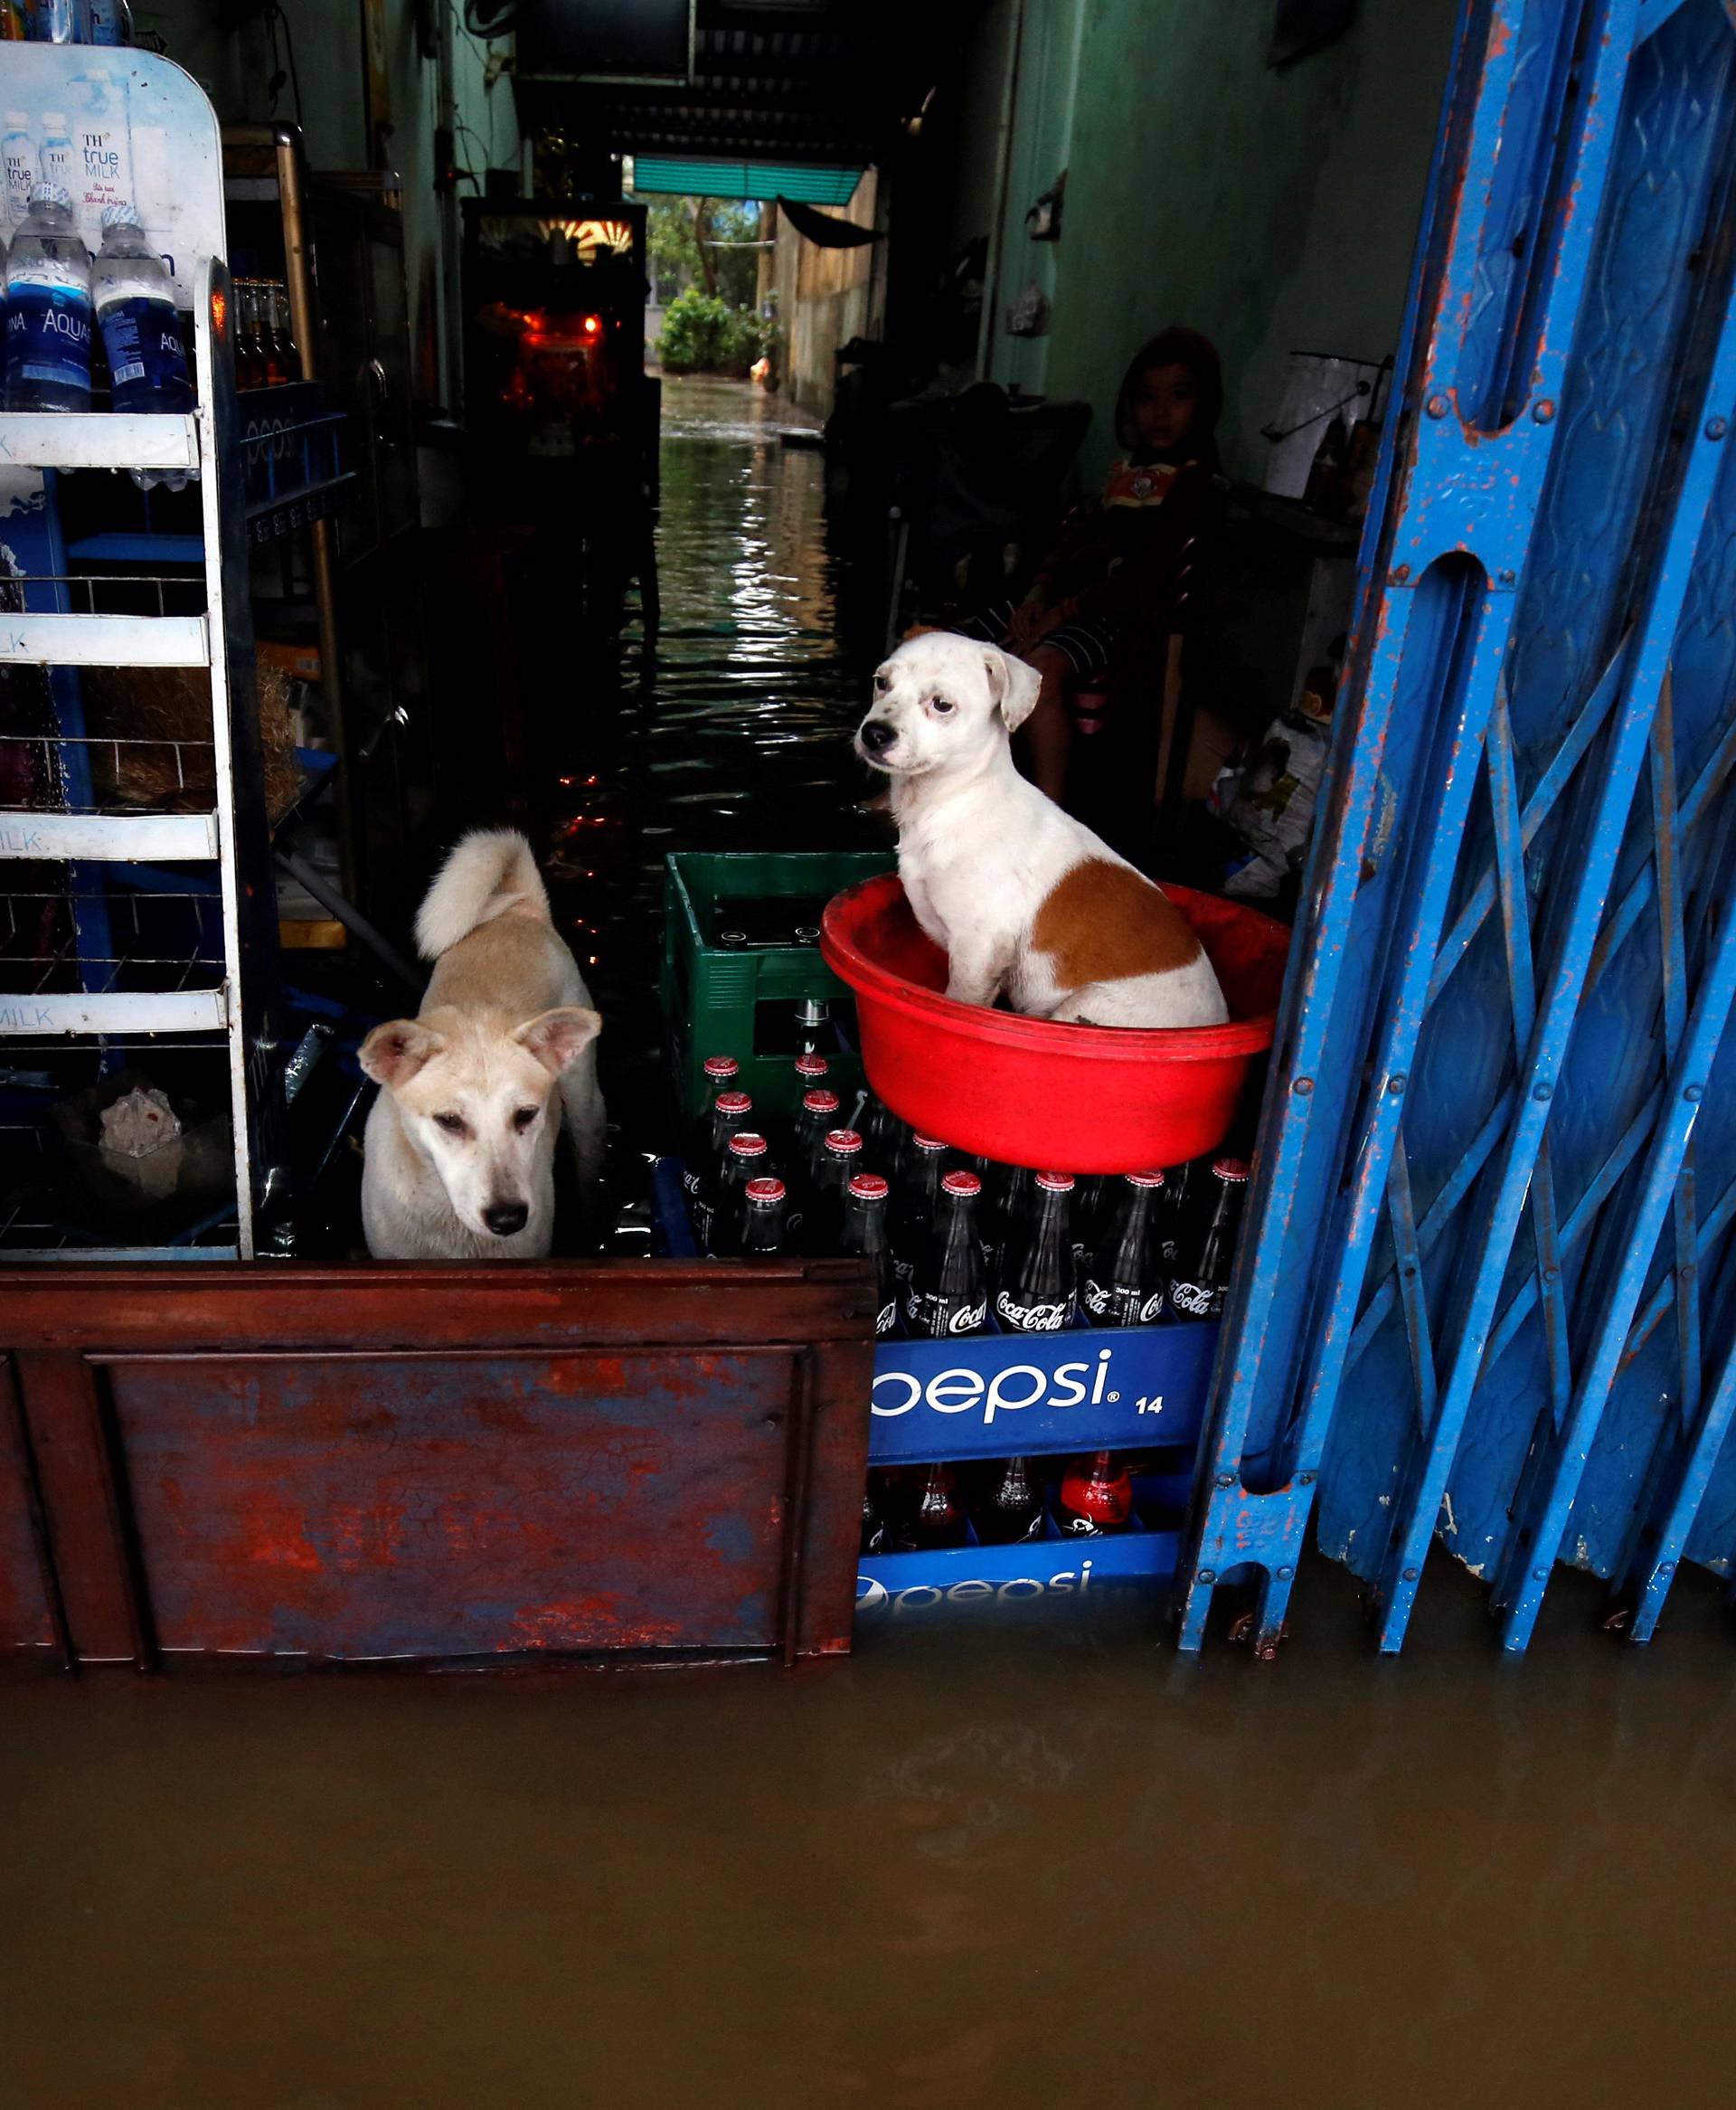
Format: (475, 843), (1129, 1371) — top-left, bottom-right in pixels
(977, 0), (1460, 480)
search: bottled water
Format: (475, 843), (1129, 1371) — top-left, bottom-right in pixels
(2, 114), (37, 231)
(4, 185), (92, 412)
(95, 207), (194, 487)
(37, 115), (75, 196)
(94, 208), (191, 411)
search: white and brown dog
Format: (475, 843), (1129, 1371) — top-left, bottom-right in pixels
(854, 632), (1228, 1027)
(358, 828), (604, 1260)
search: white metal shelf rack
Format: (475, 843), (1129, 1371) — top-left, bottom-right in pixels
(0, 49), (278, 1260)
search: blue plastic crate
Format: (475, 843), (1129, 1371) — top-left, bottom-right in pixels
(869, 1320), (1214, 1462)
(652, 1156), (1220, 1458)
(857, 1477), (1184, 1618)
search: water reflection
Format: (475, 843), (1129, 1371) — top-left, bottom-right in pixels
(538, 376), (884, 1134)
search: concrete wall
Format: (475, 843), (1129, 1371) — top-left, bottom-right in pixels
(963, 0), (1459, 480)
(133, 0), (518, 410)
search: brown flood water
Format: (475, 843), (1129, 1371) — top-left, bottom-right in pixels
(5, 1566), (1736, 2109)
(5, 383), (1735, 2108)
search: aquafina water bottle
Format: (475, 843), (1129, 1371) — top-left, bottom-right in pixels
(95, 206), (194, 486)
(4, 184), (92, 412)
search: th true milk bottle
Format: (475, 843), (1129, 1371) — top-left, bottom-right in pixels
(4, 185), (92, 412)
(2, 115), (37, 231)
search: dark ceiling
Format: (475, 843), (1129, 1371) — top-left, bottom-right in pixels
(513, 0), (986, 166)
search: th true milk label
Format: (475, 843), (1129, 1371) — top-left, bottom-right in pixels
(76, 121), (132, 221)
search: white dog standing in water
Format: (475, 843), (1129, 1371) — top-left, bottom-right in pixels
(359, 829), (604, 1259)
(854, 633), (1228, 1027)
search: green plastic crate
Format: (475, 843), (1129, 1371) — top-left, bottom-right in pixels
(662, 849), (895, 1125)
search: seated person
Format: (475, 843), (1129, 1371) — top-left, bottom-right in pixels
(961, 326), (1223, 804)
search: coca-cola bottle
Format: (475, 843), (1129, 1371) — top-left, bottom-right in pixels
(792, 1087), (841, 1179)
(1080, 1171), (1166, 1326)
(984, 1162), (1033, 1284)
(1057, 1450), (1133, 1535)
(995, 1171), (1077, 1331)
(863, 1093), (904, 1181)
(1072, 1174), (1106, 1272)
(976, 1454), (1044, 1544)
(705, 1131), (770, 1255)
(1157, 1157), (1196, 1267)
(891, 1132), (949, 1284)
(785, 1086), (840, 1244)
(687, 1088), (753, 1247)
(1168, 1156), (1249, 1320)
(838, 1171), (897, 1335)
(794, 1051), (830, 1092)
(804, 1127), (863, 1254)
(740, 1176), (788, 1256)
(684, 1055), (740, 1170)
(892, 1462), (967, 1550)
(905, 1169), (987, 1339)
(861, 1471), (892, 1556)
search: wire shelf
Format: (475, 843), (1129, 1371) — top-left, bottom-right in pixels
(0, 1036), (240, 1256)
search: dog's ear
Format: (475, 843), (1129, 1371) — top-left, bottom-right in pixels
(360, 1019), (445, 1088)
(513, 1006), (602, 1077)
(983, 645), (1042, 733)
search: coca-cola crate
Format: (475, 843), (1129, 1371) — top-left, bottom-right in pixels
(856, 1471), (1190, 1619)
(662, 850), (893, 1127)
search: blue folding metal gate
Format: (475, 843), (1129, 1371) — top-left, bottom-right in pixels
(1182, 0), (1736, 1654)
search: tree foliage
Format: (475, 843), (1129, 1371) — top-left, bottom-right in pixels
(656, 289), (770, 375)
(645, 195), (764, 309)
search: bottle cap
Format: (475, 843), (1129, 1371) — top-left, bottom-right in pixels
(847, 1172), (890, 1201)
(1212, 1156), (1250, 1182)
(825, 1129), (863, 1154)
(794, 1054), (829, 1078)
(714, 1091), (751, 1115)
(911, 1133), (948, 1152)
(802, 1089), (840, 1114)
(1035, 1171), (1075, 1192)
(5, 114), (31, 130)
(941, 1169), (982, 1197)
(27, 184), (73, 212)
(1125, 1170), (1165, 1188)
(99, 203), (143, 231)
(744, 1178), (785, 1203)
(703, 1055), (740, 1080)
(727, 1131), (769, 1158)
(42, 114), (68, 129)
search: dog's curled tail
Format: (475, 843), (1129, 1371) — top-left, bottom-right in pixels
(414, 828), (551, 961)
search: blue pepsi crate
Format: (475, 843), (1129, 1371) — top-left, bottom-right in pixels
(856, 1473), (1189, 1619)
(868, 1319), (1214, 1462)
(652, 1155), (1220, 1457)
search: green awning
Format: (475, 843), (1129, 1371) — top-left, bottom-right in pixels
(628, 156), (862, 205)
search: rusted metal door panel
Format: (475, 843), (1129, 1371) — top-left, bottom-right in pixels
(0, 1361), (61, 1668)
(0, 1262), (873, 1670)
(110, 1352), (797, 1661)
(1182, 0), (1736, 1655)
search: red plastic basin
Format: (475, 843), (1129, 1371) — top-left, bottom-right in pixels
(821, 874), (1289, 1172)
